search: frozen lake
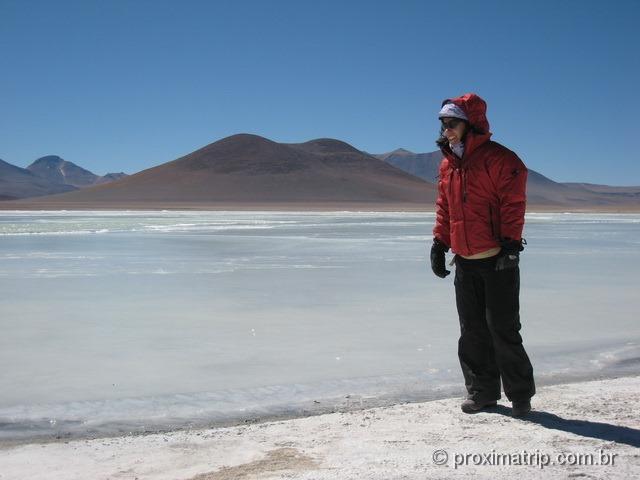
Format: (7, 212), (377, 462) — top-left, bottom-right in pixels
(0, 210), (639, 442)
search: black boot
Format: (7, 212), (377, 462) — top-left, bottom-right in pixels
(512, 399), (531, 417)
(461, 398), (498, 414)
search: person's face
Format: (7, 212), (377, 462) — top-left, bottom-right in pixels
(441, 117), (467, 145)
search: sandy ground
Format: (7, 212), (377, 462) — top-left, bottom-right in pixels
(0, 375), (638, 479)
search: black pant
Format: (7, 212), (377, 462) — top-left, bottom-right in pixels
(454, 254), (535, 403)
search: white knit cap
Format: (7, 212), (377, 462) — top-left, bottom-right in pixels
(438, 102), (468, 121)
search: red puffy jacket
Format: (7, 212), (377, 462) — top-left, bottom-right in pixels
(433, 93), (527, 257)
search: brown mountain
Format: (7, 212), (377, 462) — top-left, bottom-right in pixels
(1, 134), (436, 209)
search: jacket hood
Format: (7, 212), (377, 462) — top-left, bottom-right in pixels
(440, 92), (492, 164)
(441, 93), (490, 133)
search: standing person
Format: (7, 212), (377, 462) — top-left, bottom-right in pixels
(430, 93), (535, 417)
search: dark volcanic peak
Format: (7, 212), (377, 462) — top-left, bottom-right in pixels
(213, 132), (275, 148)
(0, 158), (77, 199)
(374, 147), (417, 162)
(29, 155), (64, 166)
(102, 172), (128, 180)
(287, 138), (362, 155)
(201, 133), (282, 153)
(27, 155), (98, 188)
(93, 172), (129, 185)
(168, 132), (309, 175)
(390, 148), (415, 155)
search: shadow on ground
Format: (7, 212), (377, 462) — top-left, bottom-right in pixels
(483, 405), (640, 448)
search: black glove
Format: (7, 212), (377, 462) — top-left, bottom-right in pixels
(495, 237), (526, 271)
(430, 237), (450, 278)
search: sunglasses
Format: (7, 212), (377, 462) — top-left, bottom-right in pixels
(441, 118), (465, 130)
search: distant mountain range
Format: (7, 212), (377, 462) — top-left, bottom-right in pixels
(371, 148), (443, 183)
(1, 135), (638, 211)
(0, 155), (127, 200)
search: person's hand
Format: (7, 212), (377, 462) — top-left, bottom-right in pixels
(430, 237), (450, 278)
(495, 237), (525, 271)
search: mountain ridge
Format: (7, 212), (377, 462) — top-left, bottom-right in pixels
(0, 156), (127, 199)
(1, 134), (638, 211)
(1, 133), (435, 207)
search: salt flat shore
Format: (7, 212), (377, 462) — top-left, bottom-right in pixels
(1, 201), (640, 213)
(0, 375), (638, 479)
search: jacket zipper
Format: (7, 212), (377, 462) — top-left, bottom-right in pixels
(445, 145), (471, 255)
(460, 167), (471, 255)
(462, 168), (467, 203)
(489, 204), (497, 240)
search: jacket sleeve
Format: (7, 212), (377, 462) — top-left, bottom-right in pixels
(495, 152), (528, 241)
(432, 160), (451, 247)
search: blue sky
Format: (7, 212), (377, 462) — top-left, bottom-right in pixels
(1, 0), (638, 185)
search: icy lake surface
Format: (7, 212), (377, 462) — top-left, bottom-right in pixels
(1, 210), (639, 441)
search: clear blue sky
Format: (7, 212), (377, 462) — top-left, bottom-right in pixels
(1, 0), (638, 185)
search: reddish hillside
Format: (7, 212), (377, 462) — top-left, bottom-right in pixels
(4, 134), (436, 208)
